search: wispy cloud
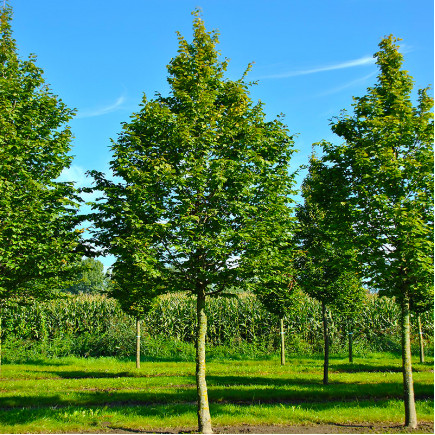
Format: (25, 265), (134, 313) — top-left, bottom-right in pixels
(57, 165), (98, 202)
(317, 71), (377, 97)
(77, 95), (126, 119)
(259, 55), (375, 79)
(57, 165), (89, 187)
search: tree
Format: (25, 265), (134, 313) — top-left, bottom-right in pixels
(254, 241), (301, 366)
(107, 257), (162, 369)
(0, 6), (84, 369)
(329, 273), (366, 363)
(64, 258), (109, 294)
(409, 269), (434, 365)
(296, 155), (363, 383)
(0, 6), (84, 301)
(324, 35), (434, 428)
(88, 11), (295, 433)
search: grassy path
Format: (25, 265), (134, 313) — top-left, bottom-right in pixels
(0, 353), (433, 433)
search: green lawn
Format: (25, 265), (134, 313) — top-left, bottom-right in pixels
(0, 353), (433, 433)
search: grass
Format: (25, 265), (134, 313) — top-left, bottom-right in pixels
(0, 352), (433, 433)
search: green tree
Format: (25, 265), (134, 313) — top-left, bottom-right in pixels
(0, 6), (83, 303)
(65, 258), (109, 294)
(329, 274), (366, 363)
(254, 241), (301, 366)
(324, 35), (434, 428)
(88, 11), (295, 433)
(0, 6), (84, 369)
(296, 155), (363, 383)
(107, 257), (162, 369)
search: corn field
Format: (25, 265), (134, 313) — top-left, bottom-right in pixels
(1, 292), (433, 360)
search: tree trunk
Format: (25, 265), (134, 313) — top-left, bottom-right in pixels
(322, 301), (329, 385)
(348, 324), (353, 364)
(401, 298), (417, 428)
(196, 288), (212, 434)
(417, 315), (424, 364)
(0, 313), (2, 374)
(136, 318), (141, 369)
(280, 317), (285, 366)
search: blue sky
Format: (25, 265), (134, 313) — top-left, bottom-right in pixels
(8, 0), (434, 269)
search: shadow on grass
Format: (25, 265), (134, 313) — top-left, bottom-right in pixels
(8, 358), (422, 376)
(32, 370), (137, 379)
(0, 390), (195, 412)
(0, 396), (193, 427)
(330, 362), (433, 373)
(0, 375), (432, 412)
(2, 358), (69, 367)
(1, 391), (429, 429)
(206, 376), (433, 404)
(134, 355), (196, 363)
(131, 353), (276, 363)
(27, 369), (196, 379)
(330, 363), (403, 373)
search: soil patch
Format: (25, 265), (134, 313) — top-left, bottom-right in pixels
(91, 422), (434, 434)
(214, 422), (435, 434)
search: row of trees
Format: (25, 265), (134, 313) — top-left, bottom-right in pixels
(91, 19), (433, 432)
(0, 5), (433, 434)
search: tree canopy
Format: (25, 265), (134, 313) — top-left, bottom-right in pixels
(64, 258), (109, 295)
(295, 155), (362, 308)
(89, 12), (296, 300)
(107, 257), (162, 319)
(324, 35), (434, 313)
(0, 7), (84, 303)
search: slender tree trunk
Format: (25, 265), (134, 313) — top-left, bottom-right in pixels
(196, 287), (212, 434)
(417, 315), (424, 364)
(401, 298), (417, 428)
(348, 323), (353, 364)
(0, 313), (2, 374)
(280, 317), (285, 366)
(136, 318), (141, 369)
(322, 301), (329, 385)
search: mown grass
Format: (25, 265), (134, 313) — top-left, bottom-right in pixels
(0, 352), (433, 433)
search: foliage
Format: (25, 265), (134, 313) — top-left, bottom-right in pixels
(295, 155), (365, 315)
(63, 258), (109, 295)
(0, 7), (84, 302)
(87, 12), (296, 431)
(107, 257), (162, 319)
(323, 34), (433, 427)
(88, 11), (296, 301)
(251, 227), (303, 320)
(324, 35), (434, 310)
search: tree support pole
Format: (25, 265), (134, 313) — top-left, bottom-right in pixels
(417, 315), (424, 364)
(136, 318), (141, 369)
(196, 288), (212, 434)
(348, 329), (353, 364)
(280, 318), (285, 366)
(401, 298), (417, 428)
(0, 313), (2, 374)
(322, 302), (329, 385)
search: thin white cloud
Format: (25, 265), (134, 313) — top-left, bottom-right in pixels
(259, 55), (375, 79)
(57, 165), (99, 203)
(77, 95), (126, 119)
(58, 165), (89, 187)
(317, 71), (377, 97)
